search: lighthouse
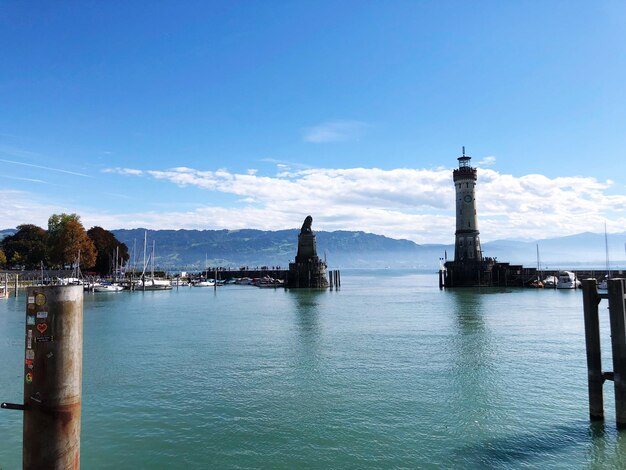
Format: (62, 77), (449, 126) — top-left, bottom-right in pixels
(453, 147), (483, 263)
(442, 148), (529, 288)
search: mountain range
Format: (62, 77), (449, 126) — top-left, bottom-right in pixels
(2, 228), (625, 270)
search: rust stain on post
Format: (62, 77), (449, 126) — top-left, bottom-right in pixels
(23, 285), (83, 470)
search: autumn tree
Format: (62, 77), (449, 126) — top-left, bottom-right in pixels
(1, 224), (48, 269)
(47, 213), (96, 268)
(87, 226), (129, 275)
(0, 248), (6, 268)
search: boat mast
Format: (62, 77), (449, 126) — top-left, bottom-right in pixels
(152, 240), (155, 280)
(605, 222), (610, 279)
(536, 244), (541, 279)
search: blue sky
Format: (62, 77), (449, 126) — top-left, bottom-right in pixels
(1, 1), (626, 243)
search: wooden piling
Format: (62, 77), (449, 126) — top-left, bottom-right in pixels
(337, 270), (341, 287)
(14, 274), (19, 297)
(582, 278), (604, 421)
(608, 278), (626, 428)
(334, 270), (338, 288)
(329, 270), (334, 289)
(23, 285), (83, 469)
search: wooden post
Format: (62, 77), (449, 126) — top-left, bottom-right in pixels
(14, 274), (19, 298)
(4, 273), (7, 297)
(608, 278), (626, 428)
(337, 270), (341, 287)
(23, 285), (83, 469)
(582, 278), (604, 421)
(329, 270), (333, 289)
(439, 270), (443, 290)
(214, 268), (218, 291)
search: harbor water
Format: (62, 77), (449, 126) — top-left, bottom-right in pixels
(1, 270), (626, 468)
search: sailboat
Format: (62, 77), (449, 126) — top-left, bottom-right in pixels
(140, 232), (172, 290)
(193, 253), (215, 287)
(530, 244), (544, 288)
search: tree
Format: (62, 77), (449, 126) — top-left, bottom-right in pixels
(0, 224), (48, 269)
(47, 213), (96, 268)
(87, 226), (129, 275)
(0, 248), (6, 268)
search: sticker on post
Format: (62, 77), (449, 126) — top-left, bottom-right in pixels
(28, 296), (35, 304)
(27, 330), (33, 349)
(27, 314), (35, 326)
(36, 311), (48, 319)
(25, 372), (33, 384)
(36, 323), (48, 334)
(25, 350), (35, 360)
(25, 359), (33, 369)
(35, 335), (54, 343)
(35, 293), (46, 306)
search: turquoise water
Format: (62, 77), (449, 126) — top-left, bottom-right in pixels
(1, 271), (626, 469)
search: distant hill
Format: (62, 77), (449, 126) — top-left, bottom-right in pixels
(482, 232), (626, 268)
(0, 229), (16, 241)
(111, 228), (429, 270)
(3, 226), (625, 270)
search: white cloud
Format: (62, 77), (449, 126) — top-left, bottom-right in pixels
(5, 166), (626, 245)
(303, 120), (368, 143)
(103, 167), (144, 176)
(478, 155), (496, 166)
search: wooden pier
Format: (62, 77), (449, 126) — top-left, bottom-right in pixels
(582, 278), (626, 427)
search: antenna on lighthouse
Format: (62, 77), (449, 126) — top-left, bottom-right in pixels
(462, 146), (466, 156)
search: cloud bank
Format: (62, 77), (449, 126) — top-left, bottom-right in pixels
(95, 166), (626, 243)
(4, 166), (626, 245)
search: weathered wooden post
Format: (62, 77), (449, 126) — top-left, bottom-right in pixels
(582, 278), (604, 420)
(214, 268), (218, 291)
(334, 270), (338, 288)
(24, 285), (83, 468)
(328, 270), (333, 289)
(15, 273), (19, 297)
(608, 278), (626, 428)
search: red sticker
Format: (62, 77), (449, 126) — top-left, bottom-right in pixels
(36, 323), (48, 334)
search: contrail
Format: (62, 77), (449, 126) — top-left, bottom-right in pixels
(0, 158), (91, 177)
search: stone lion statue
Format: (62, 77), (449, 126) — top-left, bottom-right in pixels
(300, 215), (313, 234)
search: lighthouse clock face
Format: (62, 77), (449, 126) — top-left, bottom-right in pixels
(463, 195), (472, 203)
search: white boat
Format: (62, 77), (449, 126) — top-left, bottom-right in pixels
(193, 279), (216, 287)
(543, 275), (558, 288)
(138, 232), (172, 290)
(141, 278), (173, 290)
(556, 271), (581, 289)
(598, 276), (609, 290)
(93, 283), (125, 292)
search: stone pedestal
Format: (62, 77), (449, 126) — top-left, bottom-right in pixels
(287, 216), (329, 288)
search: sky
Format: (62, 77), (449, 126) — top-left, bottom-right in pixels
(1, 1), (626, 244)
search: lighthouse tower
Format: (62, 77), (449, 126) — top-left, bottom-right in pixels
(453, 147), (483, 262)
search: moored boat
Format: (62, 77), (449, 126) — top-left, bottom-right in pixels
(556, 271), (581, 289)
(93, 282), (125, 292)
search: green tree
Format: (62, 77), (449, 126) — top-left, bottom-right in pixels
(47, 214), (96, 268)
(87, 226), (129, 275)
(0, 224), (48, 269)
